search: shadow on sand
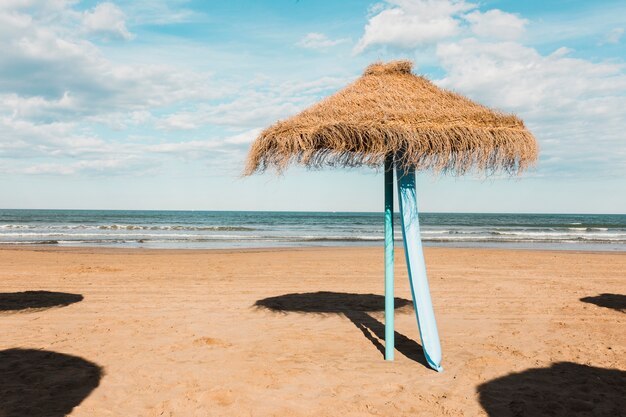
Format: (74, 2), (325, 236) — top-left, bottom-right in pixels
(580, 293), (626, 313)
(255, 291), (428, 366)
(0, 291), (83, 312)
(478, 362), (626, 417)
(0, 348), (103, 417)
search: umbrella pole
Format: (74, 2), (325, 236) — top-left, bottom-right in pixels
(396, 164), (443, 372)
(384, 155), (395, 361)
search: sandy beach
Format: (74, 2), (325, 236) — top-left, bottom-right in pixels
(0, 246), (624, 416)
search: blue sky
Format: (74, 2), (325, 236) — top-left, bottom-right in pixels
(0, 0), (625, 213)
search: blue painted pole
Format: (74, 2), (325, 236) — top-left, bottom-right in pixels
(396, 163), (443, 372)
(384, 155), (395, 361)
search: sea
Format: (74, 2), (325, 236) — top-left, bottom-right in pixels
(0, 209), (624, 252)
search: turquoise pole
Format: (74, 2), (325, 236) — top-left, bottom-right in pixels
(384, 155), (395, 361)
(396, 163), (443, 372)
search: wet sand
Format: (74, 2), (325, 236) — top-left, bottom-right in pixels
(0, 246), (624, 416)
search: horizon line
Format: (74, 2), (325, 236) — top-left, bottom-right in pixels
(0, 208), (624, 216)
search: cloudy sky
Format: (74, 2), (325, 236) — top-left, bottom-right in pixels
(1, 0), (625, 213)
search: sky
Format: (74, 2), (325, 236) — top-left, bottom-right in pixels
(0, 0), (625, 213)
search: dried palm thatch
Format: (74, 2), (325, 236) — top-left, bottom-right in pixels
(245, 60), (538, 175)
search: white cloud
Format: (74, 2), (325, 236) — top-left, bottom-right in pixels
(123, 0), (200, 25)
(297, 33), (349, 49)
(223, 128), (263, 145)
(157, 94), (306, 131)
(0, 2), (218, 112)
(157, 113), (200, 130)
(0, 114), (107, 160)
(0, 109), (255, 175)
(464, 9), (527, 40)
(0, 0), (77, 13)
(84, 110), (153, 130)
(0, 92), (76, 119)
(82, 2), (133, 40)
(16, 158), (137, 176)
(436, 39), (626, 176)
(602, 27), (624, 45)
(436, 39), (626, 115)
(146, 140), (220, 154)
(354, 0), (474, 53)
(0, 0), (225, 166)
(0, 1), (235, 176)
(156, 76), (348, 131)
(0, 1), (357, 178)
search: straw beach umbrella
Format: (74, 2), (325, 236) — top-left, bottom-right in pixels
(245, 60), (538, 371)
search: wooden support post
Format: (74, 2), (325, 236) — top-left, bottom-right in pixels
(384, 155), (395, 361)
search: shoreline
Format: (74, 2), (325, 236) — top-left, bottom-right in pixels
(3, 210), (624, 253)
(0, 242), (624, 255)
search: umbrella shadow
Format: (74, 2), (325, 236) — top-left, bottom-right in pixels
(0, 348), (103, 417)
(580, 293), (626, 313)
(0, 291), (83, 313)
(254, 291), (428, 367)
(478, 362), (626, 417)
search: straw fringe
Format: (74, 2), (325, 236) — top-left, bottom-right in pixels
(245, 60), (538, 175)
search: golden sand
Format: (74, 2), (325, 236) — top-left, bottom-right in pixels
(0, 246), (624, 416)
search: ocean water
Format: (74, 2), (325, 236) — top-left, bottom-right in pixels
(0, 210), (624, 251)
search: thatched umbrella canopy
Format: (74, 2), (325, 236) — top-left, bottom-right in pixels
(245, 60), (537, 175)
(244, 60), (538, 371)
